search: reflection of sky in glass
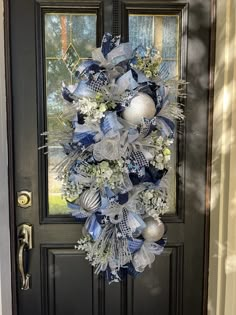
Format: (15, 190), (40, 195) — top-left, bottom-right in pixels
(45, 14), (97, 215)
(129, 15), (179, 213)
(129, 15), (179, 79)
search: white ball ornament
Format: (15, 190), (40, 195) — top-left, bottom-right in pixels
(142, 217), (165, 242)
(122, 92), (156, 125)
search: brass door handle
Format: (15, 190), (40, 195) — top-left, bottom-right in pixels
(17, 224), (33, 290)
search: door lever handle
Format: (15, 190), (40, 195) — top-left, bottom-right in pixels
(17, 224), (33, 290)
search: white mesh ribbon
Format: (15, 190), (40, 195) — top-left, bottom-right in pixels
(106, 43), (133, 65)
(92, 48), (107, 65)
(118, 173), (133, 193)
(120, 128), (155, 162)
(92, 43), (133, 69)
(93, 135), (121, 161)
(133, 241), (164, 272)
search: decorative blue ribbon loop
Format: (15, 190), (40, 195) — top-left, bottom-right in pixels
(73, 131), (96, 147)
(126, 262), (140, 278)
(157, 116), (175, 137)
(62, 86), (75, 103)
(117, 192), (129, 205)
(99, 195), (110, 210)
(85, 214), (102, 240)
(128, 212), (146, 235)
(67, 201), (90, 222)
(75, 60), (100, 79)
(100, 111), (123, 135)
(156, 237), (167, 248)
(104, 186), (116, 199)
(156, 85), (169, 112)
(101, 33), (116, 57)
(105, 266), (122, 283)
(67, 201), (80, 210)
(130, 166), (168, 186)
(73, 81), (96, 98)
(128, 238), (144, 253)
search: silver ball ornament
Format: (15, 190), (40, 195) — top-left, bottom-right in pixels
(142, 217), (165, 242)
(78, 189), (101, 212)
(122, 92), (156, 125)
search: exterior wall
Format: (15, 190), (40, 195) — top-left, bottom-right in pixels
(208, 0), (236, 314)
(0, 1), (12, 315)
(0, 0), (235, 314)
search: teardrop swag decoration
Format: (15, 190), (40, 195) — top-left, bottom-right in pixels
(45, 33), (186, 283)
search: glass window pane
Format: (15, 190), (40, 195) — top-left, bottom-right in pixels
(129, 14), (179, 213)
(45, 13), (97, 215)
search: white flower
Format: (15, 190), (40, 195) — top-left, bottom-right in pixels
(103, 169), (113, 179)
(78, 97), (108, 123)
(144, 191), (154, 200)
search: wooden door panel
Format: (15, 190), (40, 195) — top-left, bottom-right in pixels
(40, 244), (183, 315)
(131, 245), (183, 315)
(46, 249), (93, 315)
(42, 245), (127, 315)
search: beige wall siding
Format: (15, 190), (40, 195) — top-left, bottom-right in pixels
(208, 0), (236, 314)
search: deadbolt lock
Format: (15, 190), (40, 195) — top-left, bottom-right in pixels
(17, 191), (32, 208)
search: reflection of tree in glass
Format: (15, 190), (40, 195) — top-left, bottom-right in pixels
(45, 15), (66, 57)
(46, 60), (70, 114)
(162, 17), (178, 59)
(129, 16), (153, 49)
(72, 15), (97, 58)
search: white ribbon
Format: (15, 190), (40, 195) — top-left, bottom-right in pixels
(93, 134), (122, 161)
(133, 241), (164, 272)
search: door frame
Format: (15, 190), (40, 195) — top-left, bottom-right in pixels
(3, 0), (216, 314)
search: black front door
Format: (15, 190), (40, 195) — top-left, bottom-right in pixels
(9, 0), (212, 314)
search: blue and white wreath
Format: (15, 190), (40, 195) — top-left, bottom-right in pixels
(50, 33), (185, 282)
